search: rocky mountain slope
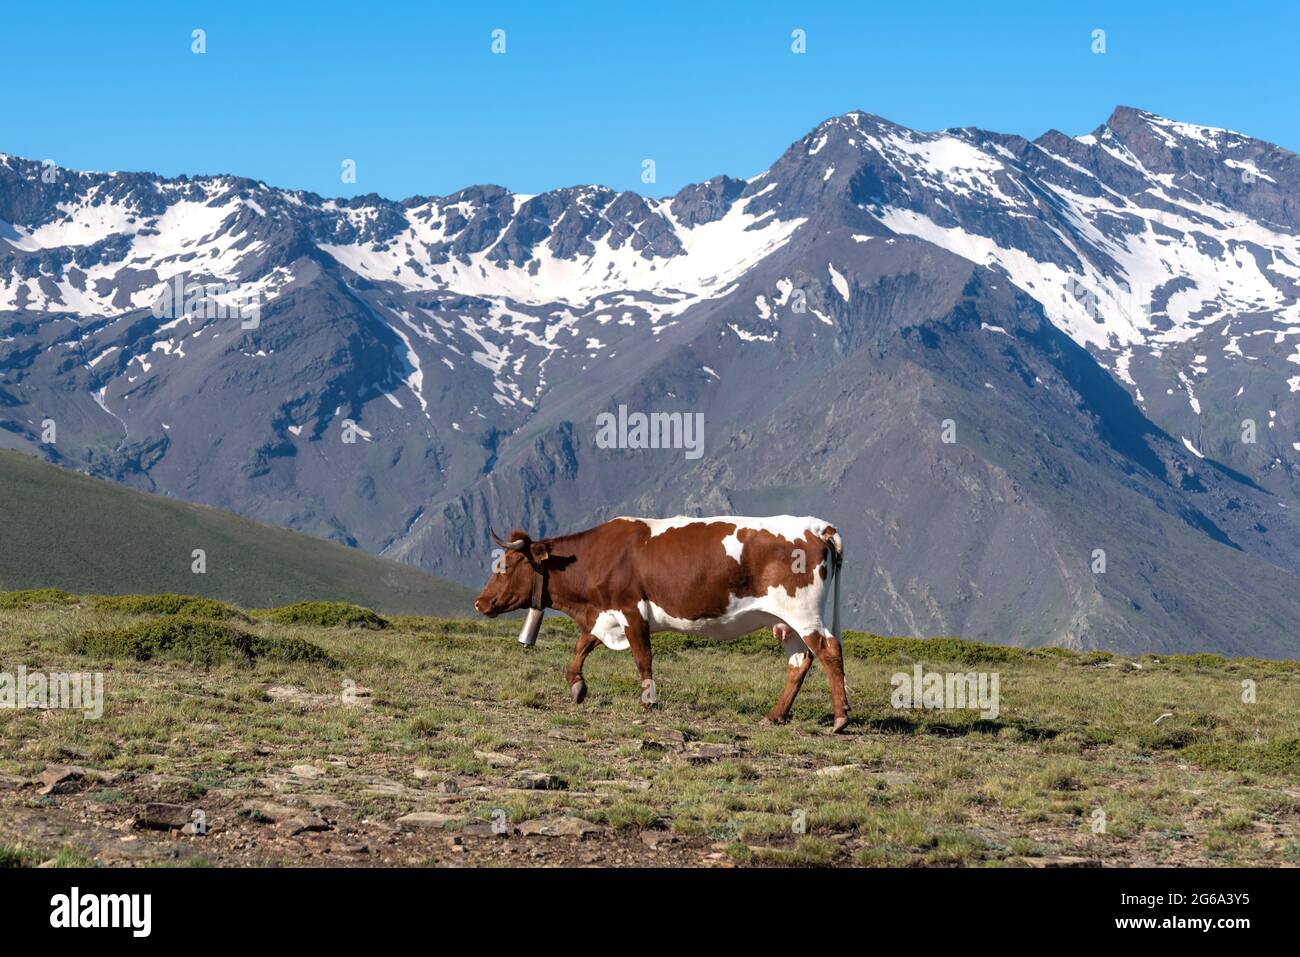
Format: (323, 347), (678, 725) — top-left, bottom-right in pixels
(3, 106), (1298, 654)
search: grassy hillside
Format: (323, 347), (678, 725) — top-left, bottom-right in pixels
(2, 594), (1297, 867)
(0, 450), (474, 617)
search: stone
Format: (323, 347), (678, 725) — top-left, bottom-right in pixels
(265, 685), (336, 708)
(815, 763), (863, 777)
(343, 686), (373, 707)
(873, 771), (917, 787)
(473, 750), (518, 768)
(290, 793), (348, 812)
(361, 780), (421, 799)
(37, 765), (85, 795)
(639, 829), (677, 848)
(460, 821), (507, 838)
(396, 812), (458, 830)
(518, 816), (600, 838)
(511, 771), (566, 790)
(1021, 855), (1096, 868)
(289, 764), (327, 779)
(637, 739), (671, 753)
(284, 811), (331, 835)
(684, 743), (741, 764)
(135, 803), (194, 831)
(241, 800), (301, 824)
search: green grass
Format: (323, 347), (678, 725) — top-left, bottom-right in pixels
(0, 843), (96, 868)
(2, 593), (1299, 867)
(0, 844), (38, 867)
(0, 449), (475, 616)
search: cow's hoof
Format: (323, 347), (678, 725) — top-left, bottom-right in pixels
(830, 715), (850, 735)
(570, 680), (587, 704)
(761, 713), (788, 726)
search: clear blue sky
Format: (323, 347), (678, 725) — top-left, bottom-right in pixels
(2, 1), (1295, 200)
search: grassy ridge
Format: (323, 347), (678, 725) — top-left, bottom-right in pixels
(2, 591), (1298, 867)
(0, 450), (475, 616)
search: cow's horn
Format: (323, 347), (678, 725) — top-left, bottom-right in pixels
(491, 529), (527, 552)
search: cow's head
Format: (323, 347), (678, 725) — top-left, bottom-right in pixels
(474, 528), (552, 615)
(476, 529), (552, 646)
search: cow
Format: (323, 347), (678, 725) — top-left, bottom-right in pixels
(473, 515), (850, 733)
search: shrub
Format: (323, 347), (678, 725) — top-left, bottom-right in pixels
(67, 618), (336, 667)
(89, 593), (247, 621)
(1136, 724), (1197, 751)
(653, 630), (778, 655)
(841, 634), (1025, 665)
(1187, 738), (1300, 777)
(264, 601), (389, 630)
(0, 588), (78, 610)
(1165, 652), (1228, 670)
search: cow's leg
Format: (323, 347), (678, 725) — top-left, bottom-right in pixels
(801, 629), (851, 734)
(763, 624), (813, 725)
(624, 614), (657, 709)
(566, 632), (601, 703)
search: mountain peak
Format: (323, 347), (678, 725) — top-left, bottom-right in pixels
(1100, 104), (1247, 150)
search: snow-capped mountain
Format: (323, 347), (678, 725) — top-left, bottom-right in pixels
(3, 106), (1299, 655)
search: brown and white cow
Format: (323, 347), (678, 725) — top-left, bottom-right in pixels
(473, 515), (849, 732)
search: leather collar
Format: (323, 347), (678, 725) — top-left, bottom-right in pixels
(529, 562), (548, 611)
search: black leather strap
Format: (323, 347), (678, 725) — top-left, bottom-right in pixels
(529, 564), (547, 610)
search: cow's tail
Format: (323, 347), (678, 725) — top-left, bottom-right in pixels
(823, 529), (843, 643)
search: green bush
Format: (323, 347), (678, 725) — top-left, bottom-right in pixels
(1136, 724), (1197, 751)
(67, 617), (337, 667)
(653, 630), (778, 655)
(1187, 738), (1300, 776)
(89, 593), (248, 621)
(1075, 651), (1115, 665)
(0, 588), (78, 610)
(841, 633), (1026, 665)
(264, 601), (389, 630)
(1165, 652), (1228, 670)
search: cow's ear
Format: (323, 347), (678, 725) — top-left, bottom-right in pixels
(530, 541), (551, 564)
